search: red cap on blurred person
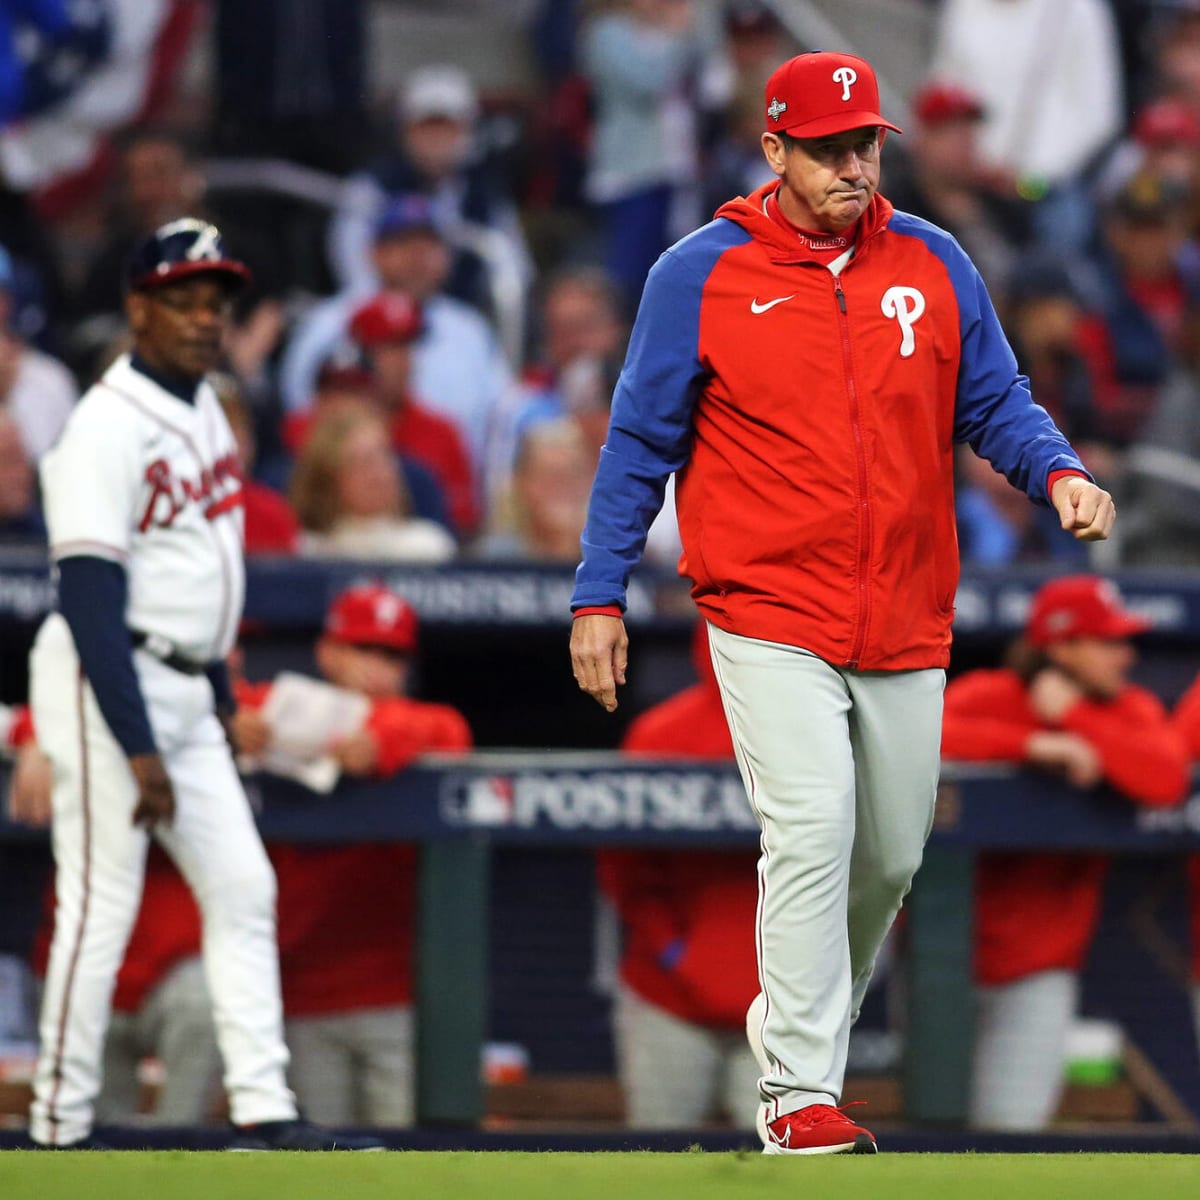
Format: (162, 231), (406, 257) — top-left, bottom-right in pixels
(1133, 98), (1200, 148)
(349, 292), (424, 348)
(1026, 576), (1151, 648)
(325, 585), (419, 653)
(912, 80), (985, 126)
(764, 51), (902, 138)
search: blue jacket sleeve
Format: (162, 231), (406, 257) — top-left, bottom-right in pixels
(888, 213), (1090, 503)
(571, 246), (710, 610)
(57, 556), (157, 758)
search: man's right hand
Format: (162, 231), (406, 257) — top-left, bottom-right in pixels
(1026, 730), (1103, 789)
(570, 614), (629, 713)
(129, 752), (175, 829)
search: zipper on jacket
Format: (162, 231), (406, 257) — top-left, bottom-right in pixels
(833, 275), (872, 669)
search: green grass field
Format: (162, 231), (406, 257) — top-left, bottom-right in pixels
(1, 1151), (1199, 1200)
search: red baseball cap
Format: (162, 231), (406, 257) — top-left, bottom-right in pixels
(1133, 98), (1200, 148)
(324, 585), (419, 653)
(764, 51), (902, 139)
(1026, 576), (1151, 648)
(349, 291), (425, 348)
(912, 80), (985, 126)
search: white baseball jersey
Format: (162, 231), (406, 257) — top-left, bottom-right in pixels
(39, 353), (246, 663)
(29, 354), (297, 1145)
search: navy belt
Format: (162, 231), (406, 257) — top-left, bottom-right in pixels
(130, 630), (208, 677)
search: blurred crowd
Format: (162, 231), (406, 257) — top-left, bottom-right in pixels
(3, 0), (1200, 570)
(7, 0), (1200, 1136)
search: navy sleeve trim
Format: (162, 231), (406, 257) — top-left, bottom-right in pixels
(57, 556), (157, 758)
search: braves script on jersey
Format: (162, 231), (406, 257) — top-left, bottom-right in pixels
(41, 353), (246, 663)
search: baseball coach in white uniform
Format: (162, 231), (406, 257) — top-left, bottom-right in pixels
(28, 219), (378, 1151)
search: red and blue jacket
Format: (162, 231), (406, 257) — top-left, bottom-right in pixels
(572, 184), (1089, 670)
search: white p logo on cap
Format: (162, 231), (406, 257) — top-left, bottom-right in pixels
(832, 66), (858, 102)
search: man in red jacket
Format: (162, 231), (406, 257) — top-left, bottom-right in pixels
(597, 622), (760, 1127)
(232, 583), (472, 1126)
(1168, 674), (1200, 1057)
(942, 575), (1188, 1130)
(570, 49), (1114, 1154)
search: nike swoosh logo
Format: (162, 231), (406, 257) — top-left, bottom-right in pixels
(750, 295), (796, 314)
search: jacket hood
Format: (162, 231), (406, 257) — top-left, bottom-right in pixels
(714, 182), (894, 265)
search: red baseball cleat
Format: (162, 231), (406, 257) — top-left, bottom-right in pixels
(757, 1103), (878, 1155)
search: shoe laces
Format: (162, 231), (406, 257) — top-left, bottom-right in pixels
(797, 1101), (867, 1127)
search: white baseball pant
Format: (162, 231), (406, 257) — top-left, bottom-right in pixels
(971, 968), (1078, 1130)
(28, 614), (296, 1144)
(706, 624), (944, 1122)
(613, 984), (761, 1128)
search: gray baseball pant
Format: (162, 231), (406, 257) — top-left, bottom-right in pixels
(706, 624), (944, 1122)
(613, 983), (761, 1128)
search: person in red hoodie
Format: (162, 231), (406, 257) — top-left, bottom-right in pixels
(597, 621), (760, 1128)
(231, 583), (472, 1126)
(1168, 673), (1200, 1054)
(941, 574), (1189, 1130)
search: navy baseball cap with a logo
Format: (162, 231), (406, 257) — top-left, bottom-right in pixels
(764, 51), (902, 139)
(126, 217), (252, 293)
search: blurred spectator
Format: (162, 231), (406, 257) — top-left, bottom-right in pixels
(597, 620), (760, 1128)
(941, 575), (1188, 1130)
(883, 81), (1026, 299)
(212, 0), (369, 174)
(1112, 366), (1200, 565)
(0, 244), (75, 461)
(346, 292), (478, 538)
(931, 0), (1124, 249)
(290, 408), (456, 563)
(476, 419), (592, 562)
(234, 584), (473, 1126)
(211, 373), (299, 556)
(1004, 259), (1115, 481)
(491, 266), (626, 487)
(580, 0), (707, 311)
(0, 408), (42, 543)
(69, 129), (286, 389)
(270, 355), (453, 536)
(327, 64), (532, 321)
(1096, 97), (1200, 211)
(281, 195), (513, 479)
(955, 447), (1089, 569)
(1169, 671), (1200, 1061)
(699, 76), (778, 223)
(931, 0), (1123, 191)
(1077, 168), (1200, 448)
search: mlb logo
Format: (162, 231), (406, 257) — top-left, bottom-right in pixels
(462, 776), (515, 826)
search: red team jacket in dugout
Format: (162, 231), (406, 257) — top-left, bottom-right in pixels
(572, 185), (1088, 670)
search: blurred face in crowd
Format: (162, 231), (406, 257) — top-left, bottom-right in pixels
(126, 275), (234, 379)
(316, 638), (409, 699)
(122, 138), (202, 229)
(1105, 209), (1189, 282)
(914, 117), (982, 184)
(372, 230), (451, 300)
(542, 280), (624, 371)
(335, 417), (403, 519)
(366, 342), (413, 410)
(515, 423), (593, 559)
(762, 126), (881, 232)
(0, 417), (33, 518)
(403, 116), (472, 180)
(1158, 19), (1200, 108)
(1046, 636), (1136, 701)
(1012, 294), (1080, 359)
